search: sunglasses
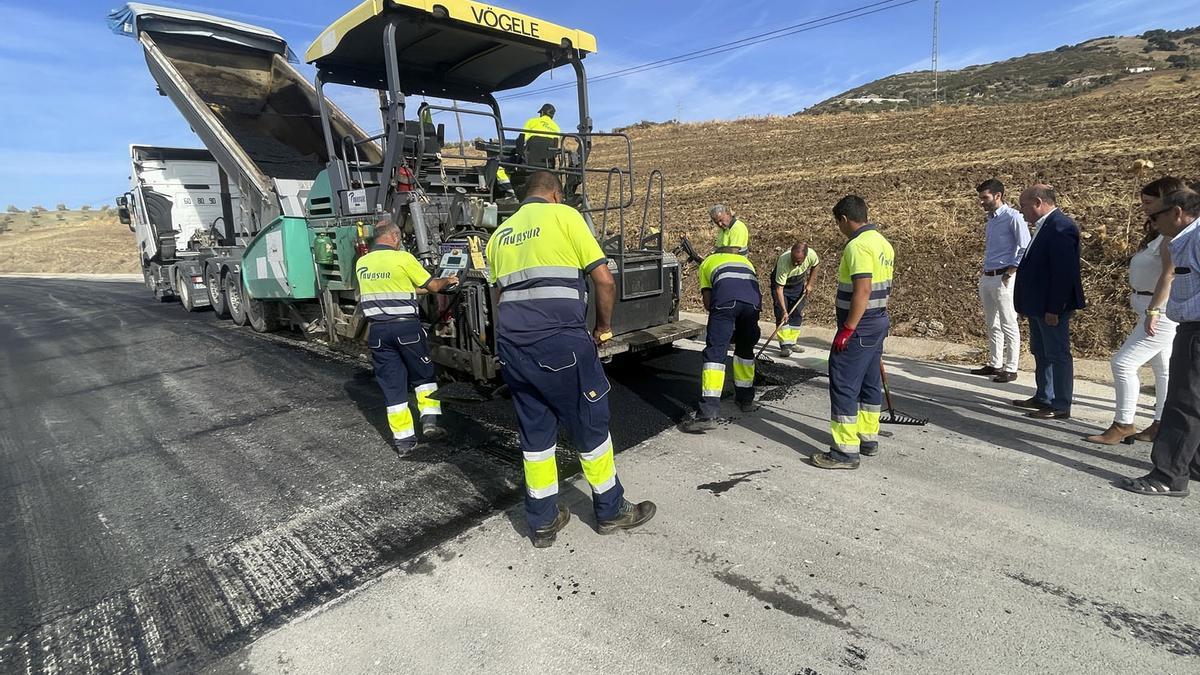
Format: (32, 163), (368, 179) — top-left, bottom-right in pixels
(1147, 206), (1175, 220)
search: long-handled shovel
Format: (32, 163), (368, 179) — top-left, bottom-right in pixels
(754, 292), (807, 363)
(880, 362), (928, 426)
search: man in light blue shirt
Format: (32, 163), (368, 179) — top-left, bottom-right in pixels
(972, 179), (1032, 383)
(1120, 187), (1200, 497)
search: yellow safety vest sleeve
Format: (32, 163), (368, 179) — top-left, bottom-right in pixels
(356, 248), (432, 321)
(717, 219), (750, 252)
(521, 115), (561, 140)
(774, 248), (820, 286)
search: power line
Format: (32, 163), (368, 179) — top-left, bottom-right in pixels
(498, 0), (919, 102)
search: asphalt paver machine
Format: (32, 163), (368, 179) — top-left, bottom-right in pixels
(116, 0), (702, 381)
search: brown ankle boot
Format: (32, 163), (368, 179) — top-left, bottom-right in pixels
(1085, 422), (1137, 446)
(1133, 421), (1160, 443)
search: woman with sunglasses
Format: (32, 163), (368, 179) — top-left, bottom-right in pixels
(1086, 176), (1187, 445)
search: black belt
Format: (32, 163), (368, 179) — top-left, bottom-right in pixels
(983, 269), (1009, 277)
(1133, 290), (1154, 296)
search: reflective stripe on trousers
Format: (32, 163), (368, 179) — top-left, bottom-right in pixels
(702, 362), (726, 398)
(387, 403), (415, 441)
(414, 382), (441, 417)
(523, 445), (559, 499)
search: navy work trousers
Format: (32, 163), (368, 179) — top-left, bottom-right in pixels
(498, 331), (625, 530)
(369, 319), (438, 444)
(700, 301), (761, 419)
(827, 315), (888, 462)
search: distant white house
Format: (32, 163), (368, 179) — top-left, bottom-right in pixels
(843, 96), (909, 105)
(1127, 66), (1156, 74)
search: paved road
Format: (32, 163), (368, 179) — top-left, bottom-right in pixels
(213, 337), (1200, 675)
(0, 278), (808, 673)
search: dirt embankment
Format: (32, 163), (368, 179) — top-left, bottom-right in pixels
(591, 72), (1200, 359)
(0, 210), (139, 275)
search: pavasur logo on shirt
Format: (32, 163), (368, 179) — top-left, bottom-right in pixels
(357, 267), (391, 280)
(495, 226), (541, 247)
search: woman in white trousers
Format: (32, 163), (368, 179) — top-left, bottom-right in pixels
(1086, 176), (1184, 445)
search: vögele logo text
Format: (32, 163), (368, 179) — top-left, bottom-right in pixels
(469, 6), (540, 38)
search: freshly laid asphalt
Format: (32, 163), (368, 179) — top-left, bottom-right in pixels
(0, 277), (809, 674)
(5, 277), (1200, 674)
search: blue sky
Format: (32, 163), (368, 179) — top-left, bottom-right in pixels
(1, 0), (1197, 209)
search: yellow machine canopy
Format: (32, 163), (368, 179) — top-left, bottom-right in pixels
(307, 0), (597, 101)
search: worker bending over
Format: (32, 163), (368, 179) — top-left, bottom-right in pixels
(487, 170), (655, 548)
(356, 219), (458, 454)
(710, 204), (750, 255)
(681, 250), (762, 433)
(772, 242), (820, 356)
(815, 195), (895, 470)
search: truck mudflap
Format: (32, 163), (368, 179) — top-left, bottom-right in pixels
(597, 318), (704, 359)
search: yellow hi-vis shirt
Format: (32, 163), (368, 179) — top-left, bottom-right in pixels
(521, 114), (561, 141)
(356, 245), (432, 321)
(774, 248), (820, 287)
(836, 225), (894, 325)
(487, 198), (607, 345)
(715, 218), (749, 254)
(699, 252), (761, 309)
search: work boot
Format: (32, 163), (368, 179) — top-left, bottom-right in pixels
(597, 499), (656, 534)
(860, 442), (880, 457)
(1085, 422), (1136, 446)
(1133, 421), (1160, 443)
(393, 439), (418, 457)
(971, 365), (998, 376)
(811, 451), (860, 470)
(779, 345), (792, 357)
(737, 400), (760, 413)
(992, 371), (1018, 383)
(532, 504), (571, 549)
(680, 417), (717, 434)
(421, 415), (447, 442)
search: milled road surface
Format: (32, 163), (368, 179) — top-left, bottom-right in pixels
(0, 278), (809, 673)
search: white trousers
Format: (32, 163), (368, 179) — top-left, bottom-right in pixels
(979, 274), (1020, 372)
(1112, 293), (1175, 424)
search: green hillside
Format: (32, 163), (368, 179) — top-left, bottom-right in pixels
(802, 26), (1200, 114)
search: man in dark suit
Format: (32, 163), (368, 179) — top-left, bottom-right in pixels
(1011, 184), (1086, 419)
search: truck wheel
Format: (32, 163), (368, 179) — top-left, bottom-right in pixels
(246, 296), (280, 333)
(177, 271), (203, 312)
(226, 271), (248, 326)
(207, 266), (230, 319)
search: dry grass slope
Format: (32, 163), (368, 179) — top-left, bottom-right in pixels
(0, 210), (139, 274)
(591, 72), (1200, 358)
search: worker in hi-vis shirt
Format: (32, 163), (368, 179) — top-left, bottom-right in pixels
(710, 204), (750, 255)
(680, 250), (762, 433)
(487, 170), (656, 548)
(772, 242), (820, 357)
(814, 195), (895, 471)
(356, 219), (458, 454)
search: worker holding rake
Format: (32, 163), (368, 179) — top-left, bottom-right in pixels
(813, 195), (895, 470)
(772, 242), (820, 356)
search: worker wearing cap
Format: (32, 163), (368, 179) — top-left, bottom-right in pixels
(710, 204), (750, 255)
(814, 195), (895, 470)
(772, 242), (820, 357)
(521, 103), (561, 141)
(680, 250), (762, 433)
(487, 170), (656, 548)
(356, 219), (458, 454)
